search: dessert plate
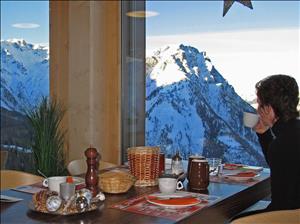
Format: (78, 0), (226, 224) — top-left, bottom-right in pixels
(146, 194), (201, 208)
(223, 163), (244, 170)
(241, 166), (263, 172)
(224, 172), (260, 181)
(149, 191), (196, 199)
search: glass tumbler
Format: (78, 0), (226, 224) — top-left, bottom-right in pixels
(207, 158), (222, 176)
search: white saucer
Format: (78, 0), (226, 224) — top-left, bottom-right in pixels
(224, 173), (260, 181)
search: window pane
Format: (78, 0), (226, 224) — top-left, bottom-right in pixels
(121, 1), (146, 163)
(122, 1), (299, 167)
(1, 1), (49, 171)
(145, 1), (299, 167)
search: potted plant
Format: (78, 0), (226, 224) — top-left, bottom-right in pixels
(26, 97), (67, 177)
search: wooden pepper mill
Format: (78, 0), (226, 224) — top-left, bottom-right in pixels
(85, 147), (100, 197)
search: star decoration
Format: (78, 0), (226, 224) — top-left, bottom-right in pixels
(223, 0), (253, 17)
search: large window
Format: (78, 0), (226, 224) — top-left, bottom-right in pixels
(0, 1), (49, 171)
(122, 1), (299, 167)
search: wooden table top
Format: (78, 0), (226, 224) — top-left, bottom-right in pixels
(1, 170), (270, 224)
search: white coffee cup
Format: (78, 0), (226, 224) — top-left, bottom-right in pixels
(43, 176), (66, 193)
(158, 177), (184, 194)
(243, 112), (259, 128)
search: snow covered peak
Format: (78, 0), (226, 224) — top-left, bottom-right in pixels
(3, 39), (48, 51)
(147, 44), (226, 87)
(1, 39), (49, 112)
(1, 39), (48, 67)
(6, 38), (27, 46)
(146, 44), (264, 166)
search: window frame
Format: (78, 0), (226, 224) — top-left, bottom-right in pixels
(121, 0), (146, 163)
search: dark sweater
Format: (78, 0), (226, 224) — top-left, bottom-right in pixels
(257, 117), (300, 211)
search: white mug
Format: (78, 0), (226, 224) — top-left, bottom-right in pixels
(43, 176), (66, 193)
(158, 177), (184, 194)
(243, 112), (259, 128)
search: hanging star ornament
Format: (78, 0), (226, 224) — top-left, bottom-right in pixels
(223, 0), (253, 17)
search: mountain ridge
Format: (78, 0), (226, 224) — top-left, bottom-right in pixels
(0, 40), (266, 166)
(1, 39), (49, 112)
(146, 44), (266, 166)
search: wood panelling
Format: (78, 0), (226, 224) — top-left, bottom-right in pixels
(49, 1), (70, 158)
(50, 1), (121, 164)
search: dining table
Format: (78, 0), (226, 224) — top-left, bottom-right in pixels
(1, 167), (270, 224)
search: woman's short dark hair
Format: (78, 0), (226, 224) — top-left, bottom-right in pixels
(255, 74), (299, 121)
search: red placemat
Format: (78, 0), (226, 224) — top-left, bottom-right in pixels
(110, 192), (220, 222)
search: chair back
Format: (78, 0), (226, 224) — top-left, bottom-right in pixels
(67, 159), (117, 176)
(231, 209), (300, 224)
(0, 170), (43, 190)
(1, 150), (8, 169)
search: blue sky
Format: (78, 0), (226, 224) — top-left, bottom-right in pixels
(146, 1), (300, 99)
(1, 1), (298, 43)
(146, 1), (299, 35)
(1, 1), (49, 44)
(1, 0), (299, 98)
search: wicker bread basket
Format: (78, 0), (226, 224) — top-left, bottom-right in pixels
(99, 169), (135, 194)
(127, 146), (160, 187)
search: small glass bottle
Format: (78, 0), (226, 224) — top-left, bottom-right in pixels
(171, 151), (184, 175)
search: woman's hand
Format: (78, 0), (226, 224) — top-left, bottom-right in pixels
(254, 119), (268, 134)
(254, 105), (277, 133)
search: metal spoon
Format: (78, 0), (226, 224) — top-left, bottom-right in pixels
(37, 169), (47, 178)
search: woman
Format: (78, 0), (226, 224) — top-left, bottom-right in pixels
(232, 74), (300, 220)
(255, 74), (300, 211)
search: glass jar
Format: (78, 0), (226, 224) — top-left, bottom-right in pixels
(171, 151), (184, 175)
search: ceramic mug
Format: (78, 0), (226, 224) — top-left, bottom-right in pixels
(243, 112), (259, 128)
(187, 155), (205, 181)
(43, 176), (67, 193)
(158, 177), (184, 194)
(189, 159), (209, 190)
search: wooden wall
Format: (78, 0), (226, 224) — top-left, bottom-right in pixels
(50, 1), (121, 164)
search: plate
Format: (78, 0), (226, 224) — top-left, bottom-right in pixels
(149, 191), (196, 199)
(146, 195), (201, 208)
(0, 194), (23, 203)
(241, 166), (263, 172)
(28, 201), (103, 216)
(223, 163), (244, 170)
(224, 172), (260, 181)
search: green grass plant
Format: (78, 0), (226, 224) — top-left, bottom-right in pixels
(26, 97), (67, 176)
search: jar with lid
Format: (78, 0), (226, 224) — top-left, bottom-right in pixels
(171, 151), (184, 175)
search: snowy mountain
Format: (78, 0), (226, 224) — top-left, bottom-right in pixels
(146, 44), (267, 167)
(1, 40), (266, 166)
(1, 39), (49, 112)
